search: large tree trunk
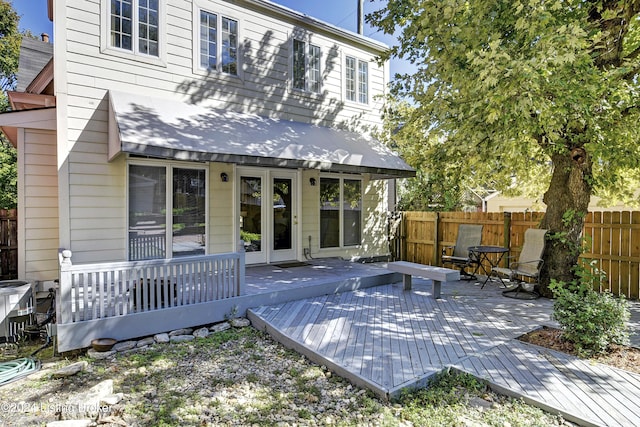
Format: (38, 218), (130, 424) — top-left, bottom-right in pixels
(537, 149), (593, 297)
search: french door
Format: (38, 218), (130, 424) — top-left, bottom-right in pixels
(238, 168), (297, 264)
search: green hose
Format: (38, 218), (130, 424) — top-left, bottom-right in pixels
(0, 357), (41, 387)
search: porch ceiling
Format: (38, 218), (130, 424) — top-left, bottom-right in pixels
(108, 90), (415, 178)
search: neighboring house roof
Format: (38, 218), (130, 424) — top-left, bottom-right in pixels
(108, 91), (415, 178)
(1, 36), (56, 144)
(15, 36), (53, 93)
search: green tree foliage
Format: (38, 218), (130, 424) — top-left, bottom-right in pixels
(0, 0), (20, 209)
(368, 1), (640, 295)
(0, 135), (16, 209)
(0, 0), (20, 91)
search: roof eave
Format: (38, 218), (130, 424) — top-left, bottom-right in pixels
(0, 107), (57, 147)
(246, 0), (389, 52)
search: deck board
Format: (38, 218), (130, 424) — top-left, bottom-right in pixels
(247, 278), (640, 427)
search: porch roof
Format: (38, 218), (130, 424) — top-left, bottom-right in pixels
(0, 107), (57, 147)
(108, 90), (415, 178)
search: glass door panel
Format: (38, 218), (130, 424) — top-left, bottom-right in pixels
(172, 168), (206, 257)
(273, 178), (292, 251)
(270, 172), (297, 262)
(240, 176), (263, 255)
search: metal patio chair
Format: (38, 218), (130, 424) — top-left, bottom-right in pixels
(493, 228), (548, 299)
(442, 224), (483, 280)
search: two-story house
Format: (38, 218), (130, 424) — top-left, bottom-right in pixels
(0, 0), (413, 350)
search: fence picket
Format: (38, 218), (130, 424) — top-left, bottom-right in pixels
(630, 212), (640, 299)
(0, 209), (18, 280)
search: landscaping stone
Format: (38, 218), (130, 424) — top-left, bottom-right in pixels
(469, 396), (493, 410)
(169, 328), (193, 337)
(137, 337), (155, 347)
(100, 393), (124, 406)
(210, 322), (231, 332)
(66, 379), (113, 418)
(154, 333), (170, 343)
(170, 334), (195, 343)
(86, 349), (116, 360)
(193, 327), (210, 338)
(83, 322), (248, 355)
(51, 361), (87, 379)
(230, 317), (251, 328)
(112, 341), (137, 352)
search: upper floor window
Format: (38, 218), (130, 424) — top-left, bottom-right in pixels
(346, 56), (368, 104)
(110, 0), (159, 56)
(199, 10), (238, 75)
(293, 38), (321, 93)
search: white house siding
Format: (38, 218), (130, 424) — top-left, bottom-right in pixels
(55, 0), (390, 264)
(300, 169), (321, 255)
(208, 162), (235, 253)
(19, 129), (59, 282)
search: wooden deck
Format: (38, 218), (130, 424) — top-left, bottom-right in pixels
(248, 277), (640, 427)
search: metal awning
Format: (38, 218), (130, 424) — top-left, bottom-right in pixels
(108, 90), (415, 178)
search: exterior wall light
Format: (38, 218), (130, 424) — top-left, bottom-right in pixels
(309, 178), (316, 186)
(220, 172), (229, 182)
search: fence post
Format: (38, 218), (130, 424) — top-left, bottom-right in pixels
(434, 212), (440, 266)
(503, 212), (511, 267)
(58, 249), (73, 325)
(401, 212), (407, 261)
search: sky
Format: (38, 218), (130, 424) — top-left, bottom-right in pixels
(11, 0), (414, 75)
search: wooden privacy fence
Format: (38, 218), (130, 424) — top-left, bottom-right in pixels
(0, 209), (17, 280)
(394, 211), (640, 299)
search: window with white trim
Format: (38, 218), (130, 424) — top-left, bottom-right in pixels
(293, 38), (322, 93)
(199, 10), (238, 75)
(320, 177), (362, 248)
(110, 0), (159, 56)
(128, 163), (207, 260)
(345, 56), (368, 103)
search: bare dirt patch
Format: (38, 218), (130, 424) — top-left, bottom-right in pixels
(519, 326), (640, 374)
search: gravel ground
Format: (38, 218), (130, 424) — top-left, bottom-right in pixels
(0, 323), (567, 427)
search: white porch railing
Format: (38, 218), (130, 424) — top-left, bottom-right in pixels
(58, 250), (245, 325)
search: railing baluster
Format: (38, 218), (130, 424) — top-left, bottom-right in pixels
(57, 252), (244, 323)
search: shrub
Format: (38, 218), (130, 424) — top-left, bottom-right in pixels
(550, 261), (630, 356)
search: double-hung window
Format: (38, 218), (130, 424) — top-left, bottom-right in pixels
(345, 56), (368, 104)
(293, 38), (321, 93)
(199, 10), (238, 75)
(110, 0), (159, 56)
(319, 177), (362, 248)
(128, 163), (207, 261)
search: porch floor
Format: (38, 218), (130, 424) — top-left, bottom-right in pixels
(246, 262), (640, 427)
(245, 258), (394, 295)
